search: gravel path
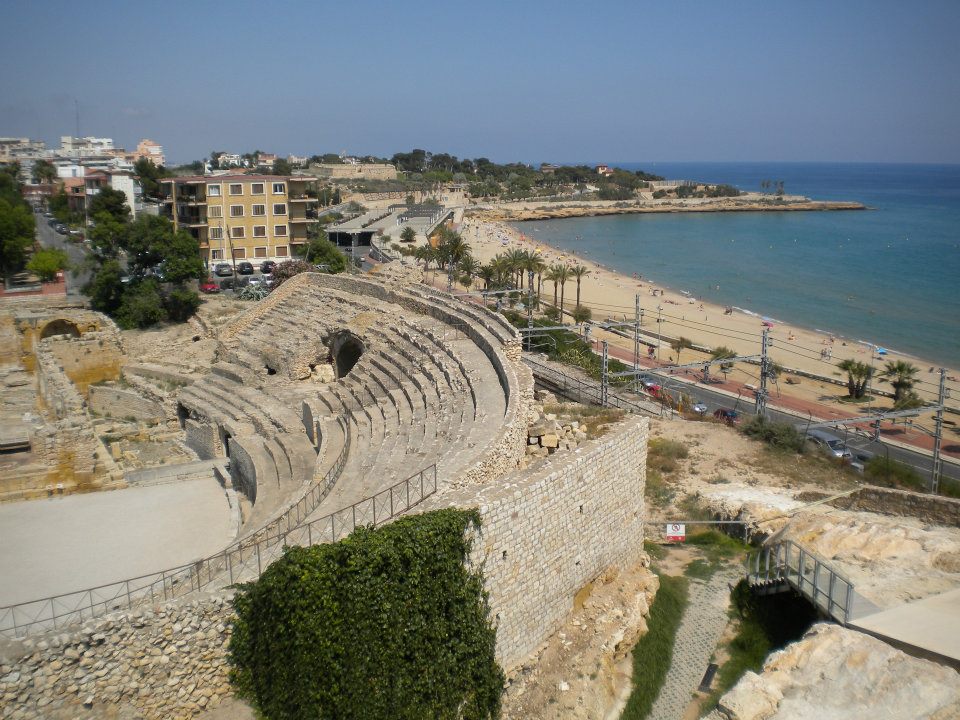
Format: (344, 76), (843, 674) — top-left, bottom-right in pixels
(648, 566), (740, 720)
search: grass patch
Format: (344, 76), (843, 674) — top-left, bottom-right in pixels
(684, 559), (715, 580)
(621, 572), (690, 720)
(686, 529), (749, 562)
(739, 416), (806, 453)
(648, 437), (689, 475)
(644, 539), (666, 561)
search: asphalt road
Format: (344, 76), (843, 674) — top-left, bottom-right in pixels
(35, 210), (90, 296)
(638, 368), (960, 485)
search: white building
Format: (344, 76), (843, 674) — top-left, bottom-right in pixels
(59, 136), (115, 157)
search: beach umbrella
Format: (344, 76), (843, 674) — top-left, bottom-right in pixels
(761, 319), (775, 328)
(876, 347), (888, 355)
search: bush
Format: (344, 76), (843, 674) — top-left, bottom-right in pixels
(621, 573), (689, 720)
(230, 509), (503, 720)
(647, 438), (689, 475)
(163, 288), (201, 322)
(864, 456), (926, 491)
(114, 280), (167, 329)
(26, 247), (69, 281)
(740, 415), (806, 453)
(571, 305), (592, 323)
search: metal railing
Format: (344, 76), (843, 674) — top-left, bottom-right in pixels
(748, 540), (855, 624)
(0, 427), (437, 638)
(522, 355), (663, 416)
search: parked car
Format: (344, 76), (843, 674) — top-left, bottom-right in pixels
(692, 402), (708, 416)
(236, 261), (255, 275)
(213, 263), (233, 277)
(200, 280), (220, 294)
(805, 429), (853, 460)
(55, 224), (67, 234)
(713, 408), (741, 425)
(260, 260), (277, 274)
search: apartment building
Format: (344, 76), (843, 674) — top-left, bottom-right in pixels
(159, 175), (320, 266)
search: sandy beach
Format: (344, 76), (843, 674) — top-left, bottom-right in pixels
(457, 215), (960, 435)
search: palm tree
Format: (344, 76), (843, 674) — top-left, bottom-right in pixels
(414, 244), (435, 270)
(837, 359), (874, 399)
(545, 265), (563, 308)
(529, 256), (547, 298)
(570, 265), (591, 307)
(881, 360), (919, 403)
(478, 264), (495, 290)
(504, 249), (527, 288)
(554, 265), (572, 318)
(710, 345), (737, 379)
(671, 337), (693, 365)
(459, 256), (479, 289)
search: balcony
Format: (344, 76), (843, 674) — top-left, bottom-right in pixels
(176, 213), (206, 226)
(288, 209), (319, 223)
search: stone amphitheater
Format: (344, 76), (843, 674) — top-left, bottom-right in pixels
(0, 269), (649, 719)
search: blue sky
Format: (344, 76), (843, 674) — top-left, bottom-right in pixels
(2, 0), (959, 165)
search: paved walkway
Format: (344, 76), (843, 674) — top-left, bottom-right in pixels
(649, 567), (740, 720)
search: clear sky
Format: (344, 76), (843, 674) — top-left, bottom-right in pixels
(3, 0), (959, 165)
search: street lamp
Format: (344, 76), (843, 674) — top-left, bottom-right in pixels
(655, 305), (663, 362)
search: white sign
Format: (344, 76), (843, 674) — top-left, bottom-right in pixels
(665, 523), (686, 542)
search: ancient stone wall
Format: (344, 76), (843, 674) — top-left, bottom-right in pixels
(88, 385), (164, 422)
(429, 415), (649, 669)
(45, 332), (122, 395)
(228, 438), (258, 503)
(833, 485), (960, 527)
(0, 594), (235, 720)
(34, 340), (85, 419)
(184, 419), (221, 460)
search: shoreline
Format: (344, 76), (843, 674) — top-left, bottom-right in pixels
(458, 217), (959, 414)
(469, 198), (866, 222)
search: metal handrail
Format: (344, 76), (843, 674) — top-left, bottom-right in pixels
(0, 421), (437, 638)
(748, 539), (856, 623)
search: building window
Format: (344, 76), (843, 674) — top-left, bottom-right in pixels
(253, 225), (266, 237)
(232, 248), (246, 259)
(254, 246), (268, 258)
(273, 203), (286, 215)
(229, 205), (244, 217)
(211, 249), (223, 260)
(208, 205), (222, 218)
(209, 226), (223, 240)
(229, 183), (243, 195)
(251, 183), (264, 194)
(207, 184), (221, 197)
(275, 245), (288, 257)
(231, 226), (245, 238)
(272, 182), (285, 194)
(274, 224), (287, 236)
(289, 243), (304, 256)
(252, 204), (265, 216)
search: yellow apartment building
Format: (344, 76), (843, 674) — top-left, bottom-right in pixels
(160, 174), (320, 267)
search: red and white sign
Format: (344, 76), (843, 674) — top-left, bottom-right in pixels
(665, 523), (686, 542)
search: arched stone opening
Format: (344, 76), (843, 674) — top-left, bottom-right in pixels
(40, 319), (81, 340)
(330, 331), (364, 379)
(176, 402), (189, 429)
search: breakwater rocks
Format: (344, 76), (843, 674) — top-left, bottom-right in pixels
(472, 200), (866, 222)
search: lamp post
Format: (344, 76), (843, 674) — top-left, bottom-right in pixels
(655, 305), (663, 363)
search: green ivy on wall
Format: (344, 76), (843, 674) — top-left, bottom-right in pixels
(229, 509), (504, 719)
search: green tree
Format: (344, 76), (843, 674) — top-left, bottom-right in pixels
(880, 360), (919, 403)
(670, 337), (693, 365)
(837, 359), (874, 399)
(88, 187), (130, 224)
(300, 228), (347, 273)
(400, 225), (417, 243)
(114, 279), (167, 329)
(710, 345), (737, 378)
(572, 305), (592, 323)
(32, 159), (57, 185)
(0, 198), (36, 275)
(26, 248), (69, 281)
(87, 211), (128, 259)
(271, 158), (292, 176)
(133, 158), (169, 198)
(85, 259), (126, 314)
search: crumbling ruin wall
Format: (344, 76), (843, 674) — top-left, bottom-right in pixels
(829, 486), (960, 527)
(45, 332), (122, 395)
(88, 385), (164, 422)
(184, 419), (222, 460)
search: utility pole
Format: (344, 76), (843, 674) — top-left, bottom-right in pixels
(932, 367), (946, 494)
(633, 294), (641, 393)
(526, 270), (534, 351)
(601, 340), (609, 407)
(446, 257), (454, 292)
(755, 327), (770, 417)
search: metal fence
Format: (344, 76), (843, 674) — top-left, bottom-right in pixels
(749, 540), (855, 624)
(0, 431), (437, 638)
(522, 356), (663, 416)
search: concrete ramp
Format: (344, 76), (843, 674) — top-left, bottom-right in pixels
(850, 587), (960, 670)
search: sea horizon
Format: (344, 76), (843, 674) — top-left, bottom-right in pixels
(510, 161), (960, 368)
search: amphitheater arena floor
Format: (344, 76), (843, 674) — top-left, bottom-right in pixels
(0, 479), (234, 606)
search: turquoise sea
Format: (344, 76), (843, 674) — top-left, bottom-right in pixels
(514, 162), (960, 368)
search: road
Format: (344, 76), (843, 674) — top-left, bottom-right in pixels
(35, 210), (90, 297)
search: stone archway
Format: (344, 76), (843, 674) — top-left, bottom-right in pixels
(39, 319), (81, 340)
(329, 331), (364, 379)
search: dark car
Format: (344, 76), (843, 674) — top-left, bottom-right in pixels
(713, 408), (741, 425)
(260, 260), (277, 274)
(236, 261), (255, 275)
(213, 263), (233, 277)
